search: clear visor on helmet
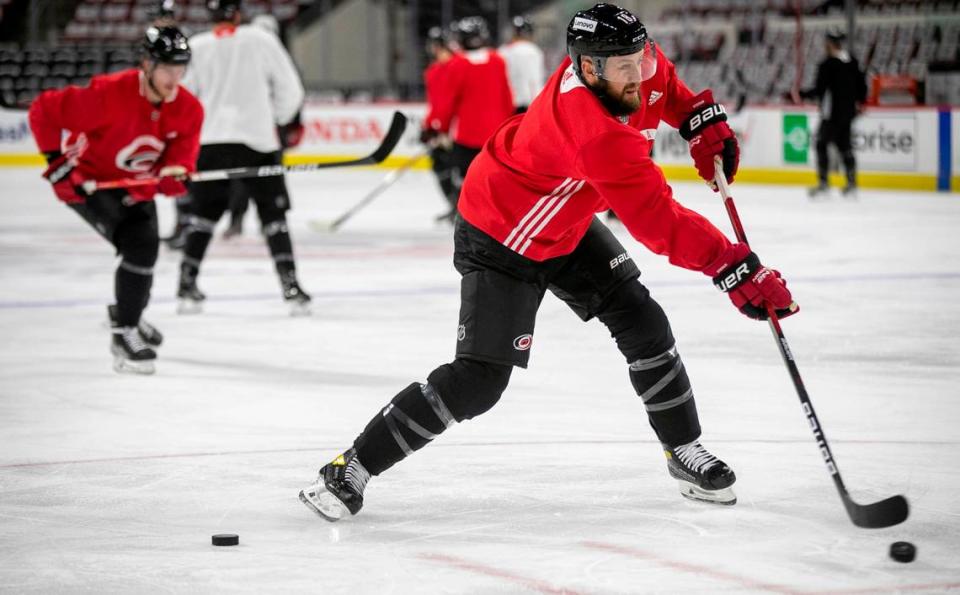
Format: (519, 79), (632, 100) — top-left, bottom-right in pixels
(591, 39), (657, 83)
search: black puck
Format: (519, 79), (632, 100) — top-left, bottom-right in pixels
(212, 533), (239, 547)
(889, 541), (915, 563)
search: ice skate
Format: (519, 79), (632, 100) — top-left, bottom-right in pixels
(299, 449), (369, 521)
(177, 279), (205, 314)
(664, 440), (737, 505)
(282, 279), (312, 317)
(807, 183), (830, 200)
(110, 326), (157, 375)
(841, 184), (858, 200)
(107, 305), (162, 347)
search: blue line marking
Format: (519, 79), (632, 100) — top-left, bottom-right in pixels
(0, 272), (958, 310)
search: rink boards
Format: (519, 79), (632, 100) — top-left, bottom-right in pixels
(1, 103), (957, 192)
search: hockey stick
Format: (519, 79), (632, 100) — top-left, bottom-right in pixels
(713, 156), (909, 529)
(81, 111), (409, 194)
(309, 147), (429, 232)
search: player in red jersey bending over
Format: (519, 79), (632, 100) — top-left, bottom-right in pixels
(299, 3), (797, 519)
(28, 26), (202, 375)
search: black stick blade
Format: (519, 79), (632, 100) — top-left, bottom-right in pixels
(367, 111), (408, 164)
(844, 494), (909, 529)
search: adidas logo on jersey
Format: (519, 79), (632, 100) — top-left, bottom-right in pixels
(648, 91), (663, 106)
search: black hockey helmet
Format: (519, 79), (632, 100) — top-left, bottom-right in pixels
(512, 15), (533, 36)
(455, 16), (491, 50)
(207, 0), (242, 22)
(567, 3), (655, 83)
(142, 25), (191, 65)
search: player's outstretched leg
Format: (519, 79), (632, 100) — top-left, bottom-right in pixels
(108, 304), (162, 348)
(300, 360), (511, 521)
(663, 440), (736, 505)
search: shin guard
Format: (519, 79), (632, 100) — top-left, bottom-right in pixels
(353, 382), (457, 476)
(629, 344), (701, 447)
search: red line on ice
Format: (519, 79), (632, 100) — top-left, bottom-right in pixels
(581, 540), (804, 595)
(417, 552), (585, 595)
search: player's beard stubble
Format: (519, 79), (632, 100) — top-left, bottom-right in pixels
(593, 79), (642, 118)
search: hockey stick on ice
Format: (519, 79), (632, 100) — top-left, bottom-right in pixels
(713, 156), (909, 529)
(81, 111), (409, 194)
(309, 147), (429, 232)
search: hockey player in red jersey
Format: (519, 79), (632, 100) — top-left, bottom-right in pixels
(421, 16), (514, 223)
(299, 4), (796, 520)
(421, 26), (459, 221)
(28, 26), (201, 374)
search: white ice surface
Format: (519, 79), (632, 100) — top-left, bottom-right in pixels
(1, 166), (959, 594)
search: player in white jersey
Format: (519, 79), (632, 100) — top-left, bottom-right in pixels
(177, 0), (311, 316)
(498, 15), (545, 113)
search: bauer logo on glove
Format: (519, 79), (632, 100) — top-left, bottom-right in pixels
(706, 243), (798, 320)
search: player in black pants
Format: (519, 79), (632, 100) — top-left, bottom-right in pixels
(177, 0), (310, 315)
(800, 28), (867, 199)
(177, 144), (311, 315)
(298, 3), (795, 521)
(28, 25), (200, 374)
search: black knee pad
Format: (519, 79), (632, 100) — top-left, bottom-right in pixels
(427, 358), (512, 421)
(596, 280), (675, 363)
(114, 228), (159, 268)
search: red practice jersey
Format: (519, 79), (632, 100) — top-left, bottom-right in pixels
(423, 58), (453, 133)
(458, 53), (732, 269)
(426, 49), (514, 149)
(29, 69), (203, 200)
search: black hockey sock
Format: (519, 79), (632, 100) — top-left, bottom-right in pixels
(182, 216), (215, 265)
(815, 143), (830, 186)
(179, 260), (200, 289)
(629, 345), (701, 447)
(353, 382), (457, 476)
(842, 152), (857, 187)
(263, 220), (296, 279)
(114, 260), (154, 327)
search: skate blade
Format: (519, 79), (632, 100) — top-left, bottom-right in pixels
(677, 481), (736, 506)
(112, 355), (156, 375)
(299, 486), (348, 522)
(288, 302), (312, 317)
(177, 299), (203, 315)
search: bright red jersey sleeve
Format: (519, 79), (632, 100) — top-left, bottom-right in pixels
(577, 130), (731, 272)
(29, 82), (108, 154)
(657, 54), (697, 129)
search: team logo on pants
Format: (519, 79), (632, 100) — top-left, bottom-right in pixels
(513, 334), (532, 351)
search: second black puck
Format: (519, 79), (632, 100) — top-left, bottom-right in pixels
(889, 541), (915, 563)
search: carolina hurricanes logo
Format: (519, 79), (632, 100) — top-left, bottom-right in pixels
(513, 334), (533, 351)
(115, 135), (165, 173)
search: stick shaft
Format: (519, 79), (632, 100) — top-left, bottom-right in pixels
(713, 157), (848, 497)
